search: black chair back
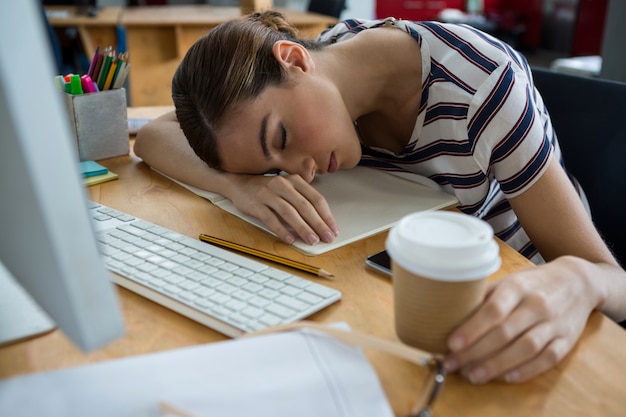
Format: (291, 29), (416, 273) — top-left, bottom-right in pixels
(531, 67), (626, 266)
(308, 0), (346, 18)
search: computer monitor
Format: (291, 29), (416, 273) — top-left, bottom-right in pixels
(0, 0), (124, 352)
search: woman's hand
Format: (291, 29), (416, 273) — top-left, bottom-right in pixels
(442, 157), (626, 384)
(443, 256), (603, 384)
(226, 173), (340, 246)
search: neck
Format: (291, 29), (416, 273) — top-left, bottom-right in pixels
(314, 26), (423, 152)
(317, 26), (423, 122)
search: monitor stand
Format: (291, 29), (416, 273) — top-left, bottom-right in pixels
(0, 260), (56, 347)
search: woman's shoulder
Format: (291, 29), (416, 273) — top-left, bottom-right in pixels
(317, 18), (398, 43)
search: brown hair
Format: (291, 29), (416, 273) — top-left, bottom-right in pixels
(172, 11), (324, 170)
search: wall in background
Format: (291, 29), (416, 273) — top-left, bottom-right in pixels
(600, 0), (626, 82)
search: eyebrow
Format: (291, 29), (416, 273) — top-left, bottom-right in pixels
(259, 114), (271, 159)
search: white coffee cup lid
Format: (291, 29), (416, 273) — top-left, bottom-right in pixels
(386, 211), (501, 281)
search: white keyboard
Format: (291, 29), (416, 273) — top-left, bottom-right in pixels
(88, 201), (341, 337)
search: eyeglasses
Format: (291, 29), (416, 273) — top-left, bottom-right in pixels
(410, 357), (446, 417)
(250, 321), (447, 417)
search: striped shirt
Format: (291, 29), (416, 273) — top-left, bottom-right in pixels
(319, 19), (577, 264)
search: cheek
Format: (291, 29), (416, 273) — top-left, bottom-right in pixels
(294, 122), (340, 153)
(291, 111), (329, 148)
(296, 105), (350, 143)
(289, 88), (357, 155)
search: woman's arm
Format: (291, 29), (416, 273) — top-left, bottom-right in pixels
(134, 111), (232, 194)
(444, 157), (626, 384)
(134, 112), (339, 245)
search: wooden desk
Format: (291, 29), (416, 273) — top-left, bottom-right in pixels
(45, 6), (122, 59)
(121, 6), (337, 107)
(1, 107), (625, 416)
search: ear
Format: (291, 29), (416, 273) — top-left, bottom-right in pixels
(272, 40), (314, 73)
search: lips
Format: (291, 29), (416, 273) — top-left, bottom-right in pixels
(327, 152), (338, 174)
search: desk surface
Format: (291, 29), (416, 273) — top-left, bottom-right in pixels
(1, 107), (625, 416)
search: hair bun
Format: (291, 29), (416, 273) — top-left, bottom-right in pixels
(247, 10), (299, 38)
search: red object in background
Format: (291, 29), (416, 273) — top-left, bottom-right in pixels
(375, 0), (465, 21)
(571, 0), (608, 56)
(375, 0), (542, 49)
(497, 0), (542, 49)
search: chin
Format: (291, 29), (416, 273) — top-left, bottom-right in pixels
(345, 153), (362, 170)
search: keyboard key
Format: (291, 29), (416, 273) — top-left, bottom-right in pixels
(193, 286), (215, 298)
(163, 274), (185, 285)
(241, 306), (263, 318)
(232, 290), (254, 301)
(285, 276), (311, 289)
(264, 280), (285, 291)
(279, 285), (301, 297)
(306, 283), (339, 299)
(248, 296), (271, 309)
(297, 292), (323, 305)
(259, 313), (282, 327)
(262, 269), (291, 281)
(258, 288), (279, 300)
(179, 280), (200, 291)
(265, 303), (296, 319)
(275, 295), (309, 312)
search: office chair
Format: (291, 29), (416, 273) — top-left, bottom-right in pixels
(308, 0), (346, 18)
(531, 67), (626, 268)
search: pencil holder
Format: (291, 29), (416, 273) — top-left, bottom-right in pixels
(62, 88), (129, 161)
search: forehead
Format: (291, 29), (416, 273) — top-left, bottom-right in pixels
(217, 88), (275, 132)
(215, 98), (268, 174)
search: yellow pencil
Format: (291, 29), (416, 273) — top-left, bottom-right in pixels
(102, 58), (117, 90)
(198, 234), (334, 278)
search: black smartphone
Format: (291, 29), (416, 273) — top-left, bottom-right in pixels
(365, 249), (391, 277)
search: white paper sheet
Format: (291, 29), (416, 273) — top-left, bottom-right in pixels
(0, 327), (394, 417)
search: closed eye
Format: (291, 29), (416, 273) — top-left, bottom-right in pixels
(280, 123), (287, 150)
(262, 123), (287, 175)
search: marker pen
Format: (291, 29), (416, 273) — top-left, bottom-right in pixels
(70, 74), (83, 95)
(80, 74), (97, 93)
(54, 75), (65, 91)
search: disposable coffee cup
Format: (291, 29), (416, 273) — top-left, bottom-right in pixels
(386, 211), (501, 354)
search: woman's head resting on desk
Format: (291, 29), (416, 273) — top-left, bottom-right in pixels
(172, 11), (364, 183)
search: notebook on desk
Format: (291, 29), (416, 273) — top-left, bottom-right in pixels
(157, 166), (458, 256)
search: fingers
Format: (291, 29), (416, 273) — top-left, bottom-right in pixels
(461, 322), (574, 384)
(236, 174), (339, 246)
(444, 269), (590, 385)
(501, 336), (572, 383)
(447, 281), (523, 353)
(269, 175), (340, 244)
